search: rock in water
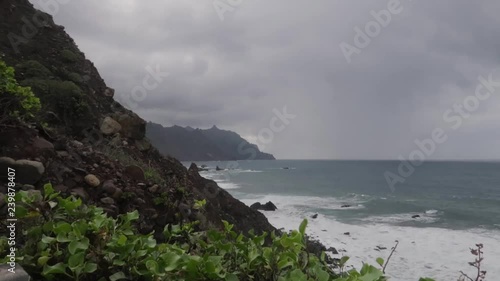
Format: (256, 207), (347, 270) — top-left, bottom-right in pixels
(250, 201), (277, 211)
(341, 204), (352, 208)
(216, 166), (223, 171)
(412, 215), (421, 219)
(311, 213), (318, 219)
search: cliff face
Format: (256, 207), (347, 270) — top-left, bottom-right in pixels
(147, 122), (276, 161)
(0, 0), (275, 238)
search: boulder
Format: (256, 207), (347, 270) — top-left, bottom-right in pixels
(100, 117), (122, 135)
(102, 180), (117, 195)
(112, 112), (146, 140)
(250, 201), (277, 211)
(84, 174), (100, 187)
(100, 197), (115, 205)
(216, 166), (223, 171)
(311, 213), (318, 219)
(341, 204), (352, 208)
(32, 137), (54, 153)
(104, 87), (115, 98)
(412, 215), (420, 219)
(0, 157), (45, 184)
(124, 165), (145, 181)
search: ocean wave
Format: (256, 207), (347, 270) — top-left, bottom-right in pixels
(253, 202), (500, 281)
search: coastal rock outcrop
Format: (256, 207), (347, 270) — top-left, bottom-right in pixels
(250, 201), (278, 211)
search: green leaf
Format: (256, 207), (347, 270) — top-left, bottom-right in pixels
(162, 252), (181, 272)
(225, 273), (239, 281)
(376, 257), (384, 267)
(109, 271), (127, 281)
(15, 205), (28, 218)
(68, 238), (89, 255)
(41, 235), (56, 244)
(68, 252), (85, 270)
(299, 219), (308, 235)
(42, 263), (67, 276)
(37, 256), (51, 267)
(83, 263), (98, 273)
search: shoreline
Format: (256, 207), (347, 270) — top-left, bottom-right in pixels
(249, 202), (500, 281)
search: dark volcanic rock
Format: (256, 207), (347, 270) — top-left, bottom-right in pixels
(250, 201), (278, 211)
(341, 204), (352, 208)
(311, 213), (318, 219)
(412, 215), (421, 219)
(0, 157), (45, 184)
(125, 165), (145, 181)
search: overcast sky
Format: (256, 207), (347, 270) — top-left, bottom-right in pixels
(31, 0), (500, 160)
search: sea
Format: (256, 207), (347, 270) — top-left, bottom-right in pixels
(184, 160), (500, 281)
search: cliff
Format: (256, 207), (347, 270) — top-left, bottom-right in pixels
(0, 0), (275, 241)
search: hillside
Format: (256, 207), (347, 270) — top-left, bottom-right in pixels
(0, 0), (274, 250)
(147, 122), (275, 161)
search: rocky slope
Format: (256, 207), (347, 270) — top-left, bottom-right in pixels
(0, 0), (275, 241)
(146, 122), (276, 161)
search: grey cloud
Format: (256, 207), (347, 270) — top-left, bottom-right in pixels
(29, 0), (500, 159)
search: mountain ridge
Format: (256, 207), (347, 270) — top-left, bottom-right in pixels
(146, 121), (276, 161)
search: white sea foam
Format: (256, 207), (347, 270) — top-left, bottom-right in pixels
(242, 195), (500, 281)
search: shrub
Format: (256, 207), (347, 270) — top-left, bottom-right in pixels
(67, 72), (83, 84)
(0, 59), (41, 124)
(15, 60), (53, 79)
(20, 78), (92, 128)
(61, 49), (80, 63)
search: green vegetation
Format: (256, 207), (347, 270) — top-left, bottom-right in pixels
(0, 183), (440, 281)
(0, 59), (41, 124)
(15, 60), (53, 79)
(61, 49), (80, 63)
(100, 144), (166, 185)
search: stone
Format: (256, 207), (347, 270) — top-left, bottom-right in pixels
(216, 166), (223, 171)
(54, 184), (69, 193)
(343, 232), (350, 236)
(0, 264), (31, 280)
(124, 165), (145, 181)
(311, 214), (318, 219)
(100, 117), (122, 135)
(102, 180), (117, 195)
(0, 157), (45, 184)
(72, 140), (84, 147)
(250, 201), (277, 211)
(112, 112), (146, 140)
(84, 174), (100, 187)
(326, 247), (339, 254)
(32, 137), (54, 153)
(111, 188), (123, 200)
(100, 197), (115, 205)
(21, 184), (35, 191)
(341, 204), (352, 208)
(148, 184), (159, 193)
(412, 215), (420, 219)
(56, 151), (70, 158)
(71, 188), (89, 201)
(104, 87), (115, 97)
